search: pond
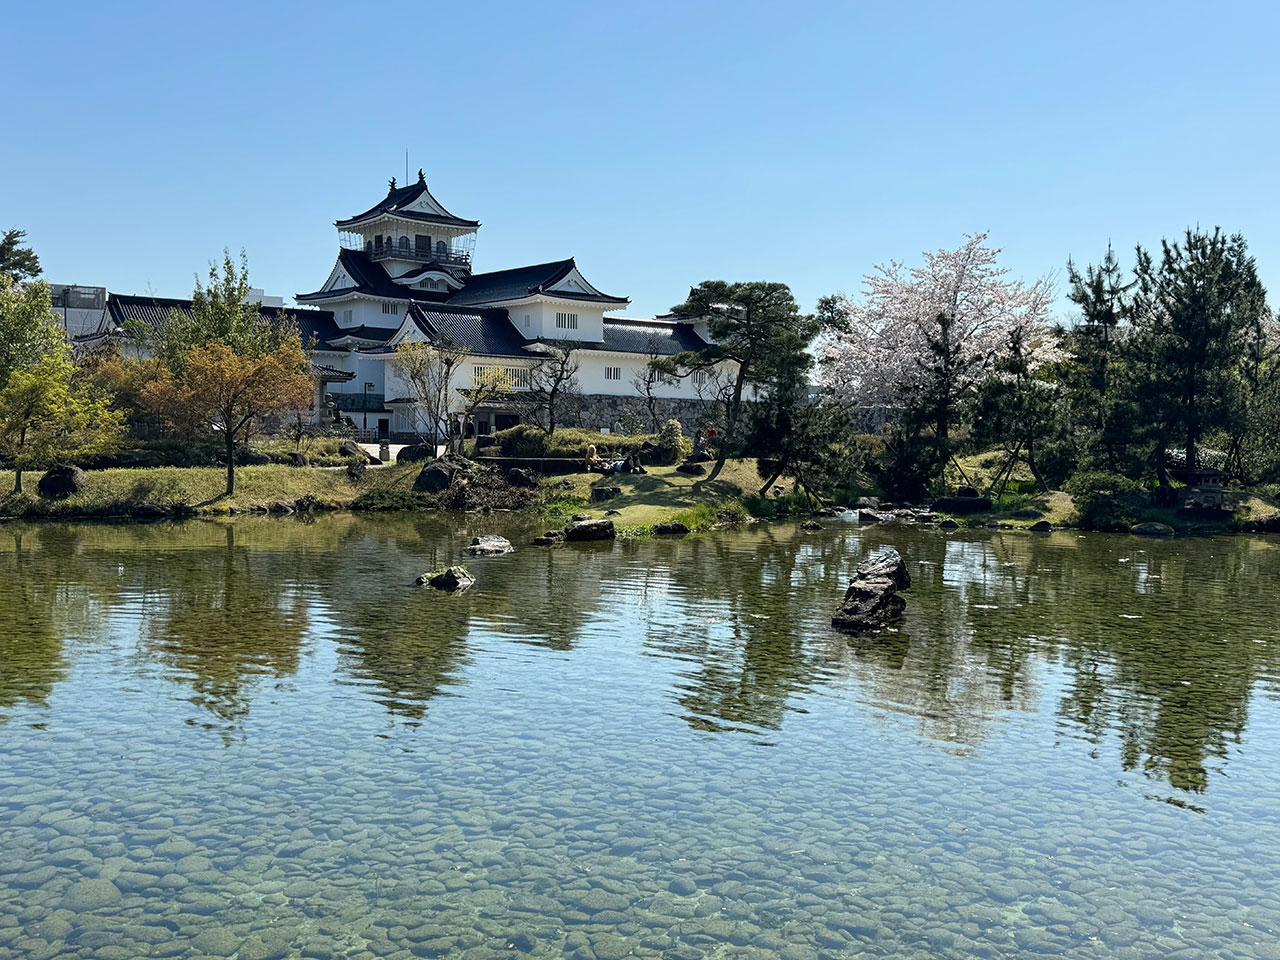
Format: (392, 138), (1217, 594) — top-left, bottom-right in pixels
(2, 514), (1279, 959)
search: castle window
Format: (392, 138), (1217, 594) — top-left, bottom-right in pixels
(555, 312), (578, 330)
(343, 309), (352, 323)
(692, 370), (708, 387)
(605, 366), (622, 381)
(382, 302), (399, 315)
(523, 314), (530, 327)
(415, 234), (431, 255)
(398, 236), (410, 251)
(436, 240), (448, 258)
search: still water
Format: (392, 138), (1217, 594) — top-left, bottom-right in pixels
(2, 514), (1280, 960)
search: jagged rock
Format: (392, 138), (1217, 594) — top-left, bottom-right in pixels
(938, 518), (960, 530)
(339, 439), (380, 464)
(800, 519), (822, 531)
(463, 535), (514, 557)
(591, 486), (621, 502)
(397, 443), (435, 464)
(653, 520), (690, 535)
(414, 461), (456, 493)
(346, 460), (366, 482)
(37, 464), (86, 500)
(1132, 521), (1175, 537)
(235, 448), (271, 466)
(1029, 520), (1053, 532)
(564, 518), (616, 541)
(506, 467), (539, 488)
(286, 451), (309, 467)
(675, 461), (706, 476)
(416, 566), (475, 591)
(832, 549), (911, 633)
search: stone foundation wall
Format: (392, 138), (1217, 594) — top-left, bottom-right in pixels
(558, 395), (722, 435)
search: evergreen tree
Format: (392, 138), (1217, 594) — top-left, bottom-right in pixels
(1061, 244), (1135, 470)
(0, 229), (41, 283)
(1128, 228), (1267, 479)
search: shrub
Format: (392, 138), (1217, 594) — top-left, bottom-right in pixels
(1064, 471), (1141, 531)
(493, 424), (656, 459)
(656, 419), (685, 464)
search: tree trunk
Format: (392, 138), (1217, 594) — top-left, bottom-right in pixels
(758, 464), (786, 498)
(705, 363), (749, 484)
(13, 427), (25, 494)
(225, 431), (237, 498)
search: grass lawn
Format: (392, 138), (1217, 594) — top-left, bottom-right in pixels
(543, 459), (792, 531)
(0, 462), (422, 518)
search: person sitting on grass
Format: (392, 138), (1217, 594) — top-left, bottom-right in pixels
(585, 444), (607, 472)
(587, 445), (646, 475)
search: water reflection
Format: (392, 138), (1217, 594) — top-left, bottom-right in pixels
(0, 517), (1277, 800)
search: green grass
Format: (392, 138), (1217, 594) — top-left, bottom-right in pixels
(0, 462), (421, 518)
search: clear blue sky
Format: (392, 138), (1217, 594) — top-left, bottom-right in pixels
(6, 0), (1279, 319)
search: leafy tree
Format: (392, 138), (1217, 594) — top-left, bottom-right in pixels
(661, 281), (817, 482)
(142, 339), (314, 497)
(0, 345), (124, 494)
(1061, 244), (1135, 470)
(820, 233), (1053, 480)
(747, 364), (848, 499)
(1128, 228), (1267, 479)
(0, 229), (40, 283)
(390, 339), (470, 446)
(132, 251), (299, 372)
(0, 277), (64, 385)
(631, 335), (676, 432)
(525, 341), (582, 436)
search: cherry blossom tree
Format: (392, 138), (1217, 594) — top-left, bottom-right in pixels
(819, 233), (1055, 469)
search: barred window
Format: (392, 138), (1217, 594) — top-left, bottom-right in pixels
(605, 366), (622, 381)
(555, 312), (578, 330)
(692, 370), (708, 386)
(381, 302), (399, 315)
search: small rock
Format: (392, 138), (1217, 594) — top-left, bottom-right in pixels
(532, 536), (558, 546)
(269, 501), (296, 515)
(287, 451), (309, 467)
(653, 520), (690, 535)
(570, 513), (591, 522)
(416, 566), (475, 591)
(463, 535), (513, 557)
(938, 519), (960, 530)
(506, 466), (539, 488)
(62, 878), (122, 911)
(1029, 520), (1053, 532)
(932, 494), (994, 514)
(1132, 521), (1175, 537)
(800, 519), (822, 531)
(346, 460), (367, 482)
(591, 485), (621, 502)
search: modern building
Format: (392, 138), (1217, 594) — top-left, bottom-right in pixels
(88, 173), (727, 439)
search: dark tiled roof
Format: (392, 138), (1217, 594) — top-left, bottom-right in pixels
(313, 363), (355, 382)
(586, 319), (710, 356)
(298, 249), (464, 303)
(335, 181), (479, 230)
(105, 294), (341, 345)
(328, 324), (399, 344)
(409, 304), (533, 358)
(446, 259), (627, 306)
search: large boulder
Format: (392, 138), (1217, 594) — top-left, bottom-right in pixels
(564, 518), (616, 542)
(37, 464), (86, 500)
(832, 548), (911, 633)
(414, 461), (457, 494)
(235, 448), (272, 466)
(416, 566), (475, 591)
(287, 451), (309, 467)
(1132, 521), (1175, 537)
(463, 535), (514, 557)
(397, 443), (435, 464)
(1029, 520), (1053, 533)
(932, 495), (993, 514)
(506, 467), (539, 489)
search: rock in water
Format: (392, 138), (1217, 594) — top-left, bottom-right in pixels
(854, 548), (911, 590)
(1132, 521), (1175, 537)
(932, 495), (994, 514)
(832, 548), (910, 632)
(463, 535), (514, 557)
(564, 518), (616, 541)
(652, 520), (690, 535)
(37, 464), (87, 500)
(1029, 520), (1053, 532)
(800, 519), (822, 531)
(416, 566), (475, 591)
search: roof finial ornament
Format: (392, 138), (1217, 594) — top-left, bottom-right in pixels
(417, 168), (426, 186)
(388, 177), (397, 193)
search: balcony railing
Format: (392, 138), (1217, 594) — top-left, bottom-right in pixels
(367, 245), (472, 268)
